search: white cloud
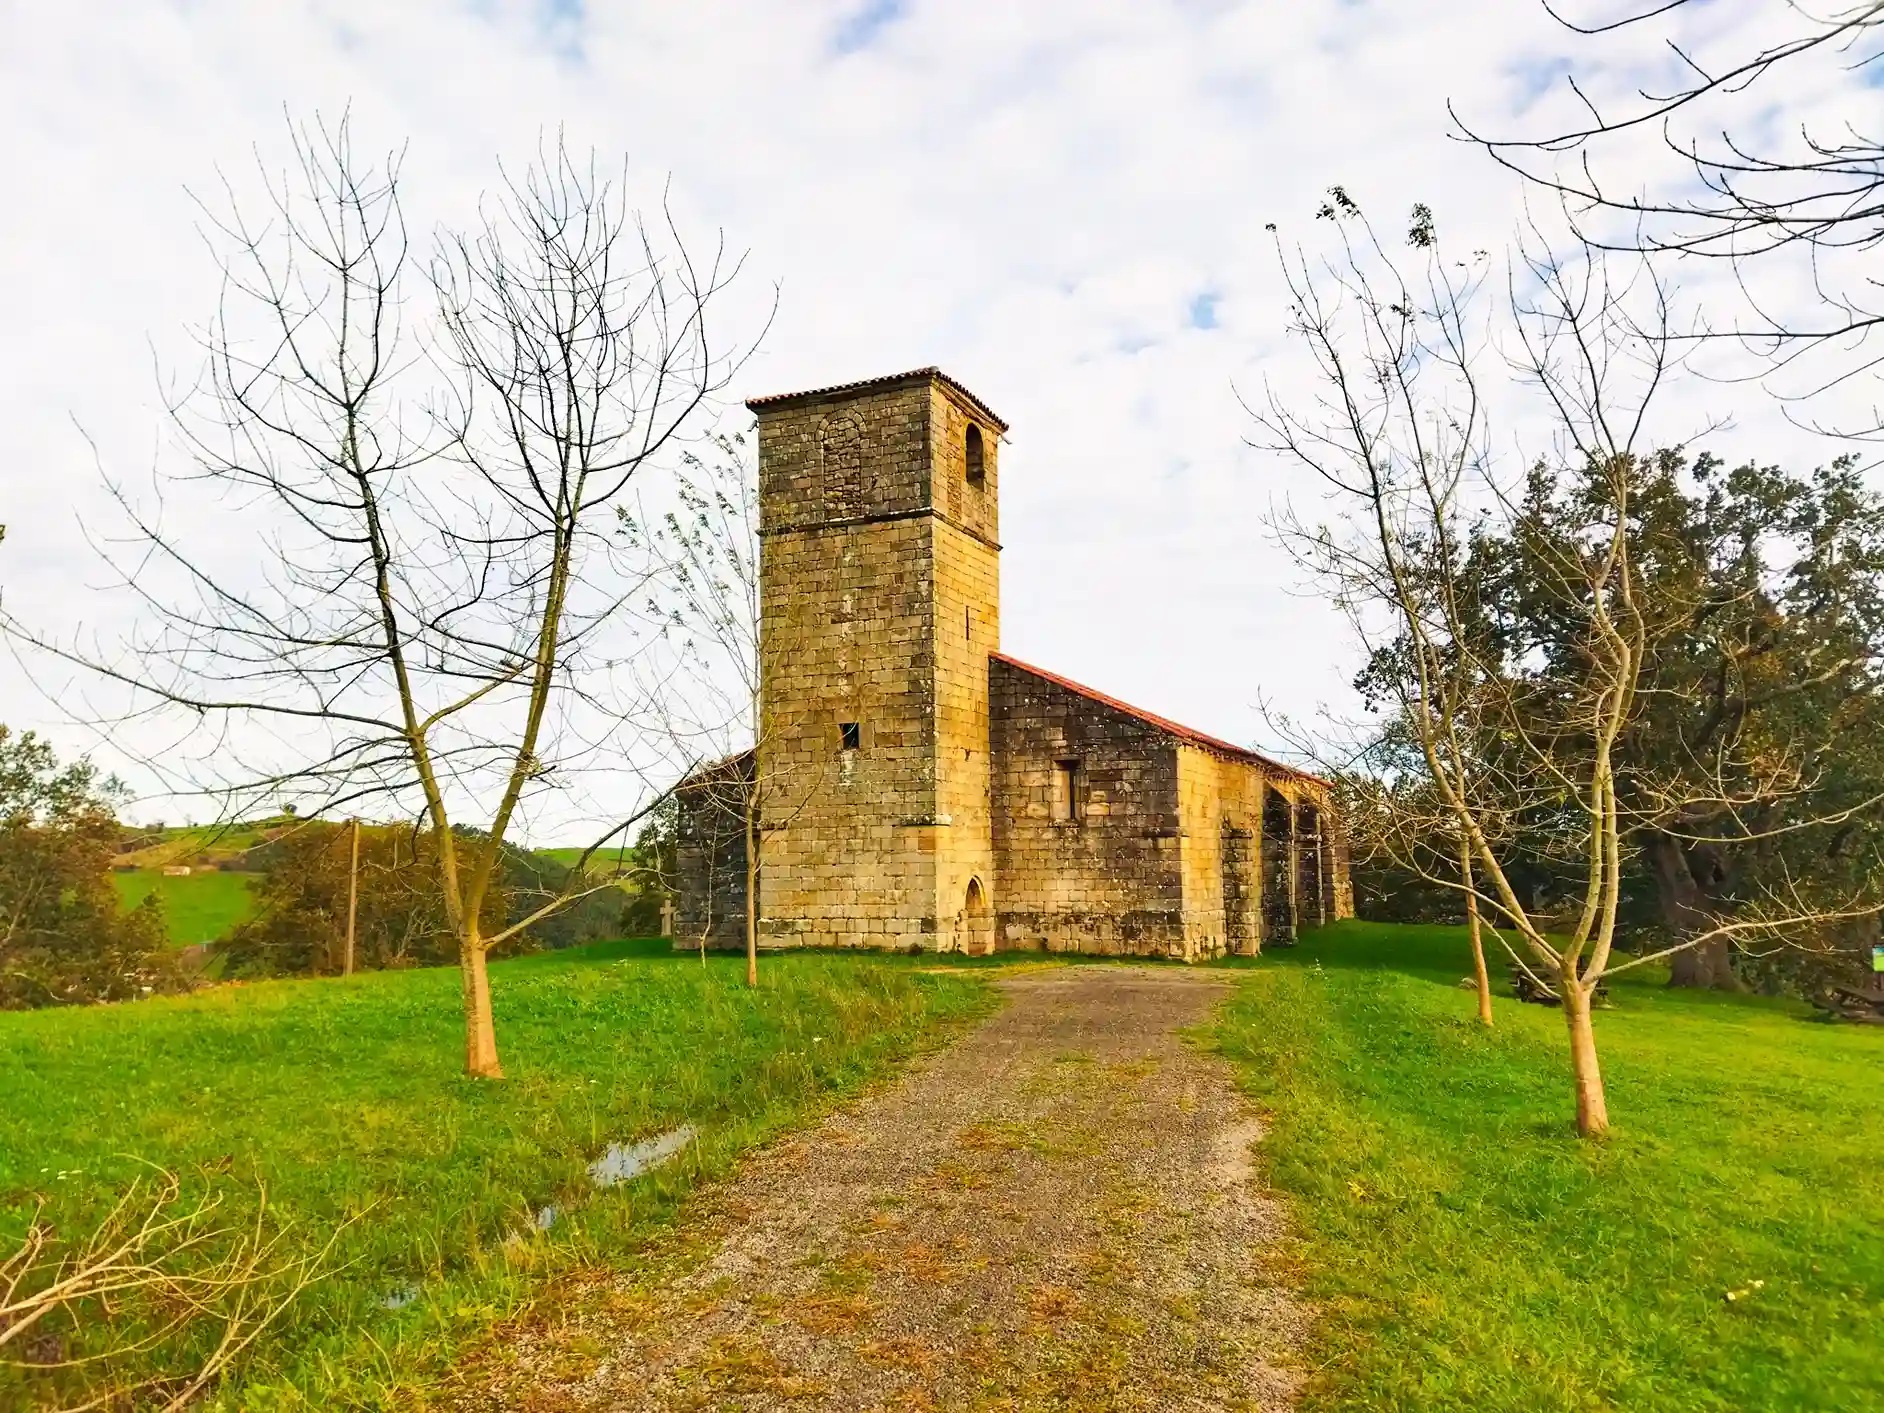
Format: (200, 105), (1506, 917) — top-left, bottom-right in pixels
(1, 0), (1873, 836)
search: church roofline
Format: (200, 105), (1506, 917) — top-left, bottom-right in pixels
(745, 366), (1010, 433)
(990, 652), (1327, 784)
(675, 747), (756, 789)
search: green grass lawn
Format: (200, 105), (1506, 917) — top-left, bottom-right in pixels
(1212, 921), (1884, 1413)
(0, 939), (993, 1410)
(111, 868), (259, 944)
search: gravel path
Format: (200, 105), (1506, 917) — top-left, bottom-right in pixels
(489, 966), (1306, 1412)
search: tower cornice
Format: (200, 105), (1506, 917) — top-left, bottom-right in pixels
(746, 366), (1009, 434)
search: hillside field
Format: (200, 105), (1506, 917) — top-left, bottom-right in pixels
(105, 842), (629, 950)
(532, 845), (642, 875)
(111, 819), (290, 871)
(1214, 922), (1884, 1412)
(0, 940), (993, 1410)
(110, 869), (258, 944)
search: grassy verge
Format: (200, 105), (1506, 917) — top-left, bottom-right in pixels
(0, 940), (993, 1409)
(110, 868), (258, 944)
(1211, 921), (1884, 1412)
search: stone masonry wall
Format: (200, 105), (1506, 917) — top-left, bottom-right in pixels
(929, 378), (1001, 546)
(757, 503), (938, 950)
(1329, 808), (1356, 921)
(1248, 775), (1352, 946)
(752, 373), (1005, 952)
(1174, 746), (1267, 959)
(674, 751), (754, 951)
(1294, 786), (1352, 927)
(928, 386), (1002, 953)
(989, 658), (1185, 954)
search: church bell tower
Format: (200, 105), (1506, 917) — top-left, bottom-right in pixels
(746, 367), (1005, 953)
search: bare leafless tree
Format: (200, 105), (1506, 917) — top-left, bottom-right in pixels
(0, 114), (755, 1075)
(1458, 1), (1884, 437)
(1253, 192), (1880, 1135)
(624, 428), (831, 986)
(1, 1169), (351, 1411)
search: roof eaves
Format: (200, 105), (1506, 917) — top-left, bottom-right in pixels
(677, 747), (756, 788)
(745, 366), (1009, 433)
(990, 652), (1325, 783)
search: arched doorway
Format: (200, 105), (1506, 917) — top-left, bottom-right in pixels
(962, 876), (994, 957)
(1262, 787), (1297, 946)
(1296, 803), (1325, 929)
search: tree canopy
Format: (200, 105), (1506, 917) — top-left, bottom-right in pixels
(0, 728), (179, 1008)
(1356, 448), (1884, 989)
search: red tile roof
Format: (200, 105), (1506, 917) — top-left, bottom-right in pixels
(745, 366), (1009, 432)
(991, 652), (1322, 781)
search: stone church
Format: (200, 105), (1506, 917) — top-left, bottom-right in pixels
(675, 367), (1352, 959)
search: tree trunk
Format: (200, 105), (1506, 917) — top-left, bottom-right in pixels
(1562, 974), (1608, 1137)
(744, 801), (759, 989)
(1462, 840), (1492, 1026)
(1644, 829), (1737, 990)
(461, 934), (503, 1078)
(343, 817), (361, 978)
(1667, 934), (1735, 988)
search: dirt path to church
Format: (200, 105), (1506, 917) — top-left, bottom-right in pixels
(485, 967), (1306, 1412)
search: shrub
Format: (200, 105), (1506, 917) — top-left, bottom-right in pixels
(220, 823), (515, 976)
(0, 728), (182, 1008)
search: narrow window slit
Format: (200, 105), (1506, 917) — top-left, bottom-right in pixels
(1052, 759), (1082, 823)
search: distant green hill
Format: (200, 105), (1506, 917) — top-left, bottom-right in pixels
(533, 845), (644, 875)
(112, 817), (296, 871)
(107, 831), (641, 952)
(110, 870), (257, 946)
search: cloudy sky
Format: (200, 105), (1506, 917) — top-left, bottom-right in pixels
(2, 1), (1874, 836)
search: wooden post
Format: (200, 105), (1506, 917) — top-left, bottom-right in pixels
(343, 817), (361, 977)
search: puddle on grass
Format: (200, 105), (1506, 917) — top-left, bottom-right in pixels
(517, 1126), (701, 1240)
(588, 1124), (698, 1189)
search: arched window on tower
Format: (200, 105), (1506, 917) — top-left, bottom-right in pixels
(965, 424), (985, 487)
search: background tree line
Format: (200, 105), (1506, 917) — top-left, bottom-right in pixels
(1260, 182), (1884, 1132)
(0, 728), (181, 1008)
(219, 814), (671, 979)
(0, 718), (677, 1007)
(1343, 445), (1884, 997)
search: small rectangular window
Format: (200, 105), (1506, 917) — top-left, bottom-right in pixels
(1051, 759), (1081, 823)
(840, 721), (862, 752)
